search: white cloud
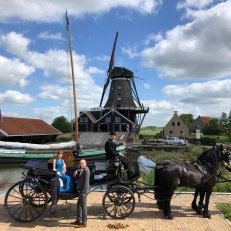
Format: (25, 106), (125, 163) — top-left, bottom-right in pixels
(1, 31), (105, 86)
(38, 31), (65, 41)
(86, 67), (105, 75)
(162, 79), (231, 104)
(0, 56), (34, 87)
(144, 83), (151, 89)
(0, 0), (163, 23)
(1, 32), (31, 58)
(0, 90), (34, 106)
(177, 0), (215, 10)
(141, 1), (231, 80)
(121, 46), (140, 59)
(142, 33), (163, 45)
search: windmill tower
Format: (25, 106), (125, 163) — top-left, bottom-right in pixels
(99, 32), (149, 133)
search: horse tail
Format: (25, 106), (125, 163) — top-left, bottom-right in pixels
(156, 168), (169, 210)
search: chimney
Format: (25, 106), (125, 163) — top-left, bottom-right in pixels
(174, 111), (178, 115)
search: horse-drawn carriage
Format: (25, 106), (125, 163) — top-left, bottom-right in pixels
(4, 157), (141, 222)
(4, 145), (231, 222)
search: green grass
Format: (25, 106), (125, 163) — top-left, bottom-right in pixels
(140, 128), (163, 139)
(216, 203), (231, 221)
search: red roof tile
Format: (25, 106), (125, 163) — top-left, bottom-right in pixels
(200, 116), (212, 124)
(0, 117), (62, 136)
(86, 111), (97, 122)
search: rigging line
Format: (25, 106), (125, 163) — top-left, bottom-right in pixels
(130, 77), (141, 106)
(131, 77), (142, 106)
(133, 59), (139, 74)
(0, 53), (37, 107)
(126, 78), (140, 106)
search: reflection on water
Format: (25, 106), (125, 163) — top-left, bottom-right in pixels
(0, 163), (28, 195)
(0, 152), (155, 195)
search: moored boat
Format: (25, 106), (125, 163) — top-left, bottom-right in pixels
(0, 145), (126, 163)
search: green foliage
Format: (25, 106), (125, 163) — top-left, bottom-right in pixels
(227, 110), (231, 142)
(180, 114), (193, 128)
(140, 128), (163, 139)
(55, 137), (72, 143)
(200, 137), (216, 146)
(51, 116), (72, 133)
(216, 203), (231, 221)
(141, 169), (154, 185)
(202, 118), (222, 135)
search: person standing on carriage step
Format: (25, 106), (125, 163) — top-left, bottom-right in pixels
(71, 159), (90, 228)
(105, 131), (137, 180)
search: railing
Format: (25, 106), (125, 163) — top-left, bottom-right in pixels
(90, 106), (149, 111)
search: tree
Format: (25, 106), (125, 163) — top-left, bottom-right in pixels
(51, 116), (72, 133)
(219, 112), (228, 127)
(179, 114), (194, 128)
(202, 118), (222, 135)
(219, 112), (228, 134)
(227, 110), (231, 141)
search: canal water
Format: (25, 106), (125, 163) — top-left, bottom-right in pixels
(0, 152), (155, 195)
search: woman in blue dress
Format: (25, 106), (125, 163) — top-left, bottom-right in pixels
(53, 150), (74, 193)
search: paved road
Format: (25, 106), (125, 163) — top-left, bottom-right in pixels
(0, 192), (230, 231)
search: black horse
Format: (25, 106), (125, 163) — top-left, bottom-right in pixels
(191, 150), (231, 215)
(154, 145), (230, 219)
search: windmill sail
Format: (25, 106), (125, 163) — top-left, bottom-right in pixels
(99, 32), (118, 107)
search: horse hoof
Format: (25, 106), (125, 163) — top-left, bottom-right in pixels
(191, 203), (197, 211)
(203, 213), (211, 219)
(165, 215), (174, 220)
(196, 209), (202, 215)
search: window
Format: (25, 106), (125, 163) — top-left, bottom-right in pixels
(84, 117), (88, 122)
(80, 117), (83, 122)
(105, 117), (111, 122)
(177, 122), (180, 126)
(118, 94), (121, 100)
(118, 83), (121, 90)
(172, 122), (175, 126)
(115, 117), (121, 122)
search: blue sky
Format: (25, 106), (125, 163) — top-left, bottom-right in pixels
(0, 0), (230, 127)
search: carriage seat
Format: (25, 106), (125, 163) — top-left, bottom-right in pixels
(59, 192), (78, 200)
(95, 162), (119, 174)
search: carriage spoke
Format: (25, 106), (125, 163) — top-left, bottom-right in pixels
(11, 203), (24, 216)
(102, 185), (135, 219)
(4, 180), (48, 222)
(27, 203), (35, 220)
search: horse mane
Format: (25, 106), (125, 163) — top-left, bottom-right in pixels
(196, 148), (213, 164)
(198, 146), (221, 169)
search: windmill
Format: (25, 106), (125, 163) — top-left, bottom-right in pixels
(99, 32), (149, 132)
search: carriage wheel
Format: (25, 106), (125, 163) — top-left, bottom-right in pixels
(4, 180), (48, 222)
(102, 185), (135, 219)
(19, 180), (51, 206)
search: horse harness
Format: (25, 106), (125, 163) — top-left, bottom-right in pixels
(182, 161), (206, 187)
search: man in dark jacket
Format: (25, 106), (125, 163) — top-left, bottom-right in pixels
(105, 131), (136, 180)
(71, 159), (90, 228)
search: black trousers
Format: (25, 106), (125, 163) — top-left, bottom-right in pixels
(108, 155), (130, 171)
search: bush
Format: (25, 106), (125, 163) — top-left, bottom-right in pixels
(208, 138), (216, 146)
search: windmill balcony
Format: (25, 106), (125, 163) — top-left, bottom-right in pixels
(90, 106), (149, 112)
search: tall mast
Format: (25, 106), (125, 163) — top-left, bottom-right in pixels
(66, 11), (79, 143)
